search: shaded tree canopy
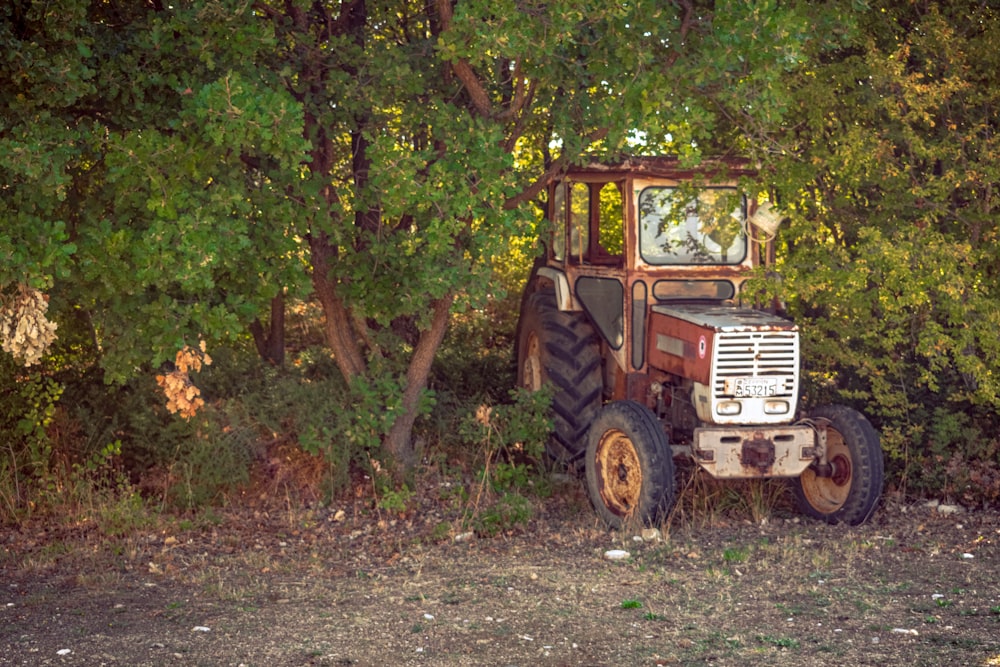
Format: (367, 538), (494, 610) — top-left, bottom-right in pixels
(2, 0), (830, 469)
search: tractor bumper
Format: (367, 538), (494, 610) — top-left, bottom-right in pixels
(691, 425), (817, 479)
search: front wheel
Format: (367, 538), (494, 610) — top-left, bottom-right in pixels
(585, 401), (676, 529)
(794, 405), (884, 525)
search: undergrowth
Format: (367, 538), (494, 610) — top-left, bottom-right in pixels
(2, 291), (999, 533)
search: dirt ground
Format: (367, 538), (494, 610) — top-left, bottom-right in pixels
(2, 477), (999, 667)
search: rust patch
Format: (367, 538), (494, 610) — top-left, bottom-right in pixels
(740, 432), (776, 474)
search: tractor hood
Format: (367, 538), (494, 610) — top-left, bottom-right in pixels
(650, 304), (797, 333)
(647, 303), (801, 424)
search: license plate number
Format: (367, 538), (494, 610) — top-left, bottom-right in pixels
(725, 378), (778, 397)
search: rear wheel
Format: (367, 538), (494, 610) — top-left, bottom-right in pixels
(516, 289), (603, 467)
(585, 401), (676, 529)
(794, 405), (884, 525)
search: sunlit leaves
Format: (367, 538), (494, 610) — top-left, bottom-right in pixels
(765, 1), (1000, 477)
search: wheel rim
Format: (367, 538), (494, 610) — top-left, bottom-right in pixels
(593, 429), (643, 519)
(521, 332), (543, 391)
(800, 428), (852, 513)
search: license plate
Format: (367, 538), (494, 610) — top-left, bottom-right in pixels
(725, 377), (779, 397)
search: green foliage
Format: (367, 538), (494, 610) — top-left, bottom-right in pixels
(1, 2), (309, 382)
(461, 387), (553, 495)
(469, 492), (533, 537)
(762, 0), (1000, 502)
(757, 635), (800, 650)
(7, 0), (995, 505)
(162, 414), (254, 511)
(1, 0), (828, 476)
(0, 361), (64, 520)
(723, 547), (749, 564)
(376, 483), (414, 514)
(621, 599), (643, 609)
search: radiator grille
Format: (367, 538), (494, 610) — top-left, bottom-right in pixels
(713, 331), (798, 398)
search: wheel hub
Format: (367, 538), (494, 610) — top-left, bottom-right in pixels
(595, 430), (642, 516)
(830, 454), (851, 486)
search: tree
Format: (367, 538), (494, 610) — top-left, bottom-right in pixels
(252, 0), (837, 470)
(1, 0), (834, 473)
(760, 1), (1000, 497)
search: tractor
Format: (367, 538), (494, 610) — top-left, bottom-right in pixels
(515, 156), (883, 528)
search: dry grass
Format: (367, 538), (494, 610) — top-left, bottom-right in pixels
(2, 469), (999, 666)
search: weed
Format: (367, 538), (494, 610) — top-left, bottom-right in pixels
(469, 492), (533, 537)
(431, 521), (451, 542)
(376, 483), (414, 513)
(464, 387), (552, 496)
(723, 546), (748, 563)
(758, 634), (800, 649)
(621, 599), (642, 609)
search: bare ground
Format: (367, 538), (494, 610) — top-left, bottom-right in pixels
(2, 477), (999, 667)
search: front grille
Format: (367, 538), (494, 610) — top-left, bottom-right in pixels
(713, 331), (798, 398)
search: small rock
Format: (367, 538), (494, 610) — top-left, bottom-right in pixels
(937, 504), (962, 515)
(192, 626), (210, 632)
(604, 549), (630, 561)
(454, 532), (475, 543)
(961, 553), (974, 559)
(892, 628), (919, 636)
(56, 649), (71, 656)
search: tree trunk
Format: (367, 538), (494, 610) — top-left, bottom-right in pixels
(382, 293), (455, 473)
(249, 293), (285, 366)
(309, 232), (366, 382)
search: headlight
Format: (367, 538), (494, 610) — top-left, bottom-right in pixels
(764, 400), (789, 415)
(716, 401), (741, 416)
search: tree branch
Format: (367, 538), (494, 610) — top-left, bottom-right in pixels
(435, 0), (493, 117)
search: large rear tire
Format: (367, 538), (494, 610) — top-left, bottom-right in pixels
(585, 401), (676, 529)
(516, 289), (603, 467)
(794, 405), (884, 525)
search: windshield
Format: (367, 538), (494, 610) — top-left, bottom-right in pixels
(638, 187), (747, 265)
